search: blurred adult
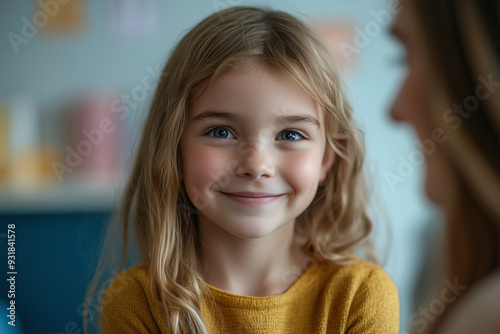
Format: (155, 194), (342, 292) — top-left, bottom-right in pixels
(390, 0), (500, 333)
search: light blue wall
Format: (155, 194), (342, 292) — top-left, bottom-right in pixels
(0, 0), (439, 332)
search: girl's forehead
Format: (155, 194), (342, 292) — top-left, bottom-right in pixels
(192, 62), (303, 99)
(192, 70), (314, 105)
(189, 68), (322, 117)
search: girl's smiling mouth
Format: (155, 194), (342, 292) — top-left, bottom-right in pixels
(219, 191), (284, 206)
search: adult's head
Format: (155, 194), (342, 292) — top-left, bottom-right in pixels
(390, 0), (500, 331)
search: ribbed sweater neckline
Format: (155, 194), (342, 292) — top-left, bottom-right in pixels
(204, 262), (317, 309)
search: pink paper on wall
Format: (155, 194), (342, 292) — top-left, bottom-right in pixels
(67, 94), (121, 180)
(312, 20), (357, 70)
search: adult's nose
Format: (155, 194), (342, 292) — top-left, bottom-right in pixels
(389, 75), (410, 123)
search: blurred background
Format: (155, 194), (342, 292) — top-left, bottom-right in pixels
(0, 0), (440, 333)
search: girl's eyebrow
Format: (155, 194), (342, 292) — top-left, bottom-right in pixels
(191, 111), (320, 129)
(276, 115), (320, 129)
(191, 111), (243, 123)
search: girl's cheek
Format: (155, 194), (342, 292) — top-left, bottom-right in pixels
(282, 151), (323, 189)
(184, 145), (228, 187)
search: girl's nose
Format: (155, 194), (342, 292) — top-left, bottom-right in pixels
(235, 146), (275, 180)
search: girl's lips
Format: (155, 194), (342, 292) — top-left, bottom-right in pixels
(219, 191), (283, 206)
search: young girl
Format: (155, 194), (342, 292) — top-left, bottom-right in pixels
(85, 6), (399, 334)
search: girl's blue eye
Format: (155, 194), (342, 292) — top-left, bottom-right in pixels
(207, 126), (235, 139)
(278, 129), (306, 141)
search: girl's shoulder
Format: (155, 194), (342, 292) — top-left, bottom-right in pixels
(310, 256), (399, 333)
(314, 255), (396, 289)
(104, 260), (152, 300)
(101, 261), (165, 333)
(308, 255), (399, 309)
(104, 261), (151, 296)
(113, 261), (150, 282)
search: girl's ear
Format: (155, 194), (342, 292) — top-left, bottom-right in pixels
(319, 142), (336, 182)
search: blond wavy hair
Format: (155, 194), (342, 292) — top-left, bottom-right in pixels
(84, 6), (374, 334)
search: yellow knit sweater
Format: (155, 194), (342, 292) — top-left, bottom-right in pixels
(101, 257), (399, 333)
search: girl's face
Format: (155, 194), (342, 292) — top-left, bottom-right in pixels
(389, 5), (456, 206)
(180, 66), (335, 239)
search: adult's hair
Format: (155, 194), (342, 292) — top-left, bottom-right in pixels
(412, 0), (500, 332)
(84, 6), (374, 333)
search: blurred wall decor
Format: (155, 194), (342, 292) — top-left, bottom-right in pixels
(106, 0), (156, 37)
(313, 21), (358, 70)
(39, 0), (85, 34)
